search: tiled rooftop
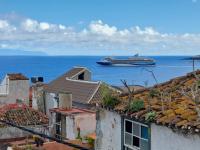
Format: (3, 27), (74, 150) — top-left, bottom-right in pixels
(49, 107), (95, 116)
(7, 73), (29, 80)
(0, 103), (48, 126)
(42, 140), (92, 150)
(9, 139), (92, 150)
(101, 70), (200, 134)
(44, 67), (101, 104)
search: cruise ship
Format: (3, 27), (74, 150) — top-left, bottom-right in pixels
(96, 54), (156, 66)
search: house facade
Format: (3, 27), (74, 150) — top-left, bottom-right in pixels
(43, 67), (105, 116)
(50, 107), (96, 140)
(49, 92), (96, 140)
(95, 70), (200, 150)
(96, 109), (200, 150)
(0, 73), (29, 105)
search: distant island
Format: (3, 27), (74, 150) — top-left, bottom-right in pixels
(0, 49), (47, 56)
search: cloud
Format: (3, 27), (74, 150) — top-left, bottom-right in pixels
(0, 14), (200, 55)
(0, 19), (16, 32)
(89, 20), (117, 36)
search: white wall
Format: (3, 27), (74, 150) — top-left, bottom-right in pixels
(31, 84), (44, 110)
(0, 75), (8, 94)
(0, 79), (29, 105)
(45, 92), (57, 116)
(75, 113), (96, 138)
(66, 116), (76, 139)
(65, 113), (96, 140)
(9, 80), (29, 104)
(95, 109), (122, 150)
(151, 123), (200, 150)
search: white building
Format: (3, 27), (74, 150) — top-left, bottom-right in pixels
(49, 92), (96, 140)
(43, 67), (104, 116)
(95, 70), (200, 150)
(0, 73), (29, 105)
(32, 66), (120, 114)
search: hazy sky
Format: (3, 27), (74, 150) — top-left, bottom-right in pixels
(0, 0), (200, 55)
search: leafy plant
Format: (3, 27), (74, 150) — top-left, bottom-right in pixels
(127, 99), (144, 112)
(85, 137), (95, 147)
(102, 94), (119, 109)
(145, 111), (156, 122)
(101, 83), (119, 108)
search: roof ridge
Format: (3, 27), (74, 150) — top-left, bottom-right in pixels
(120, 69), (200, 96)
(65, 78), (100, 84)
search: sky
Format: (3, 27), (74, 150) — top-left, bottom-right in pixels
(0, 0), (200, 55)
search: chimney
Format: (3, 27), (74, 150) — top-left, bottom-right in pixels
(58, 92), (72, 110)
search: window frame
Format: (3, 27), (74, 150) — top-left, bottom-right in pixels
(124, 119), (149, 150)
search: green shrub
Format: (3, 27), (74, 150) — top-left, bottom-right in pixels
(128, 99), (144, 112)
(85, 137), (95, 147)
(102, 95), (119, 109)
(145, 111), (156, 122)
(149, 89), (160, 98)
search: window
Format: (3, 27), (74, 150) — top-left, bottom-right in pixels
(125, 120), (132, 133)
(124, 119), (149, 150)
(78, 72), (85, 80)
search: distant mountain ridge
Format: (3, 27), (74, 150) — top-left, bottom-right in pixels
(0, 49), (47, 56)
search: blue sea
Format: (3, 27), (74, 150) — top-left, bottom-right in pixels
(0, 56), (199, 86)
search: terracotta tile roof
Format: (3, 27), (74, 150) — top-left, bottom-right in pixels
(42, 140), (92, 150)
(102, 70), (200, 134)
(49, 107), (95, 116)
(0, 103), (48, 126)
(7, 73), (29, 80)
(44, 67), (100, 104)
(10, 140), (92, 150)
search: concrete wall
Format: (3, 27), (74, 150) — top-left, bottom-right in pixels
(45, 92), (58, 116)
(0, 79), (29, 105)
(75, 113), (96, 138)
(0, 126), (47, 140)
(49, 112), (96, 140)
(31, 84), (45, 110)
(0, 127), (29, 139)
(95, 109), (122, 150)
(65, 113), (96, 140)
(66, 116), (75, 139)
(151, 123), (200, 150)
(0, 76), (8, 94)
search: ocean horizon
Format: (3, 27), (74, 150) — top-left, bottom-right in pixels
(0, 55), (199, 86)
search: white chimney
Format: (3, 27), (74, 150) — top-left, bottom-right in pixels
(58, 92), (72, 110)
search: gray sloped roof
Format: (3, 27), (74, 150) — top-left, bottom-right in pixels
(61, 67), (87, 79)
(44, 67), (100, 104)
